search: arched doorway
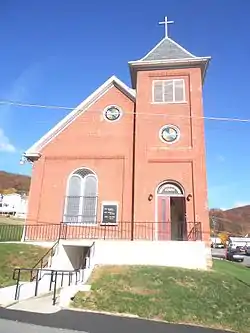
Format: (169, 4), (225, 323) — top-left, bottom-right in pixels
(156, 181), (187, 241)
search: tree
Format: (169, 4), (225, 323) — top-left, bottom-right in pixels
(218, 232), (229, 246)
(2, 188), (17, 195)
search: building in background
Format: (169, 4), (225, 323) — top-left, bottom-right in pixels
(0, 193), (28, 218)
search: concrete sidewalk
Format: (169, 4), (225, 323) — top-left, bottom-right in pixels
(7, 295), (61, 314)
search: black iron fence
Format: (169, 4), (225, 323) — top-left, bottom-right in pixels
(16, 221), (202, 242)
(0, 221), (203, 242)
(0, 223), (24, 242)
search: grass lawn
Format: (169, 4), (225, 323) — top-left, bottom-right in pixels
(0, 215), (25, 224)
(0, 243), (48, 288)
(72, 261), (250, 333)
(213, 259), (250, 285)
(0, 216), (25, 241)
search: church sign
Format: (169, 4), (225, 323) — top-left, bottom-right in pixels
(101, 202), (118, 225)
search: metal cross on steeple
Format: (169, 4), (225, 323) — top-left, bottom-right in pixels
(159, 16), (174, 38)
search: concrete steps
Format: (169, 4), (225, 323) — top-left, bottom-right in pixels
(0, 269), (82, 307)
(5, 282), (91, 313)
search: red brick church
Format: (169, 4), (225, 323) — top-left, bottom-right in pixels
(23, 17), (211, 243)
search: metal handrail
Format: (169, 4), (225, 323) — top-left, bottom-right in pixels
(13, 267), (80, 305)
(30, 239), (60, 281)
(85, 241), (95, 269)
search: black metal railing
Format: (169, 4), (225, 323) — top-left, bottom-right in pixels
(12, 268), (81, 305)
(84, 241), (95, 269)
(21, 221), (202, 242)
(30, 239), (60, 281)
(12, 241), (95, 305)
(0, 223), (24, 242)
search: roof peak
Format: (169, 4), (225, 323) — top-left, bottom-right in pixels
(24, 76), (136, 157)
(138, 36), (197, 62)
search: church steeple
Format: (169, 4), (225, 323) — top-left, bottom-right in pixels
(128, 16), (211, 89)
(139, 37), (197, 62)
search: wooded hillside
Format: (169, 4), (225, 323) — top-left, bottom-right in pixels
(0, 171), (31, 194)
(210, 206), (250, 236)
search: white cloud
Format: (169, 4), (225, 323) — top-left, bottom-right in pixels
(0, 61), (43, 127)
(0, 62), (44, 156)
(232, 201), (250, 208)
(220, 201), (250, 211)
(0, 128), (15, 153)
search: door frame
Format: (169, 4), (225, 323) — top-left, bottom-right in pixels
(154, 181), (185, 241)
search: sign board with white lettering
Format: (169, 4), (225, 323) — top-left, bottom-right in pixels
(101, 202), (118, 225)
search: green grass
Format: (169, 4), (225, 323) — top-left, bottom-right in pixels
(0, 216), (25, 224)
(0, 243), (48, 287)
(213, 260), (250, 285)
(72, 262), (250, 333)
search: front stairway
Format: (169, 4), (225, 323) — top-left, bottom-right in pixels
(0, 240), (95, 308)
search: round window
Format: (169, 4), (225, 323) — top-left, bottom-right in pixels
(160, 125), (180, 144)
(103, 105), (122, 122)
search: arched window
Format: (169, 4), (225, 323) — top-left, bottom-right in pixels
(64, 168), (98, 224)
(157, 181), (184, 196)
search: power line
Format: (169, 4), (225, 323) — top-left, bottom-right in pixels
(0, 100), (73, 111)
(1, 99), (250, 123)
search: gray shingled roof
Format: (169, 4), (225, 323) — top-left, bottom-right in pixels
(141, 37), (196, 61)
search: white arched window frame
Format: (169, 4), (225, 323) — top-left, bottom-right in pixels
(63, 169), (98, 225)
(157, 181), (184, 197)
(80, 174), (98, 224)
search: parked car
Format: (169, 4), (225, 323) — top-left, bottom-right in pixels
(244, 246), (250, 256)
(211, 242), (224, 249)
(226, 246), (244, 262)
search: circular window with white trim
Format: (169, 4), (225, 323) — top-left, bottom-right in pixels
(159, 125), (180, 144)
(103, 105), (122, 122)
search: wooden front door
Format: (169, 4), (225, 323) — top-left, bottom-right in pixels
(170, 196), (187, 240)
(157, 196), (171, 240)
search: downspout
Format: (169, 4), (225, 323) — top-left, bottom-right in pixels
(131, 100), (137, 241)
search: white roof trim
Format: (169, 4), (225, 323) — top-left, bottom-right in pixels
(129, 56), (211, 67)
(167, 37), (196, 58)
(24, 75), (136, 156)
(139, 37), (196, 62)
(139, 38), (166, 61)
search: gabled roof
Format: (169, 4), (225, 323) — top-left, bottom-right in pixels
(140, 37), (196, 61)
(24, 75), (136, 159)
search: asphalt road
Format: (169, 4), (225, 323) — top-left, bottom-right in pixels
(0, 319), (87, 333)
(0, 308), (230, 333)
(211, 248), (250, 266)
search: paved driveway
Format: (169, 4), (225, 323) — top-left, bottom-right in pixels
(0, 308), (231, 333)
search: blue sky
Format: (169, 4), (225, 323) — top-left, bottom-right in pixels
(0, 0), (249, 209)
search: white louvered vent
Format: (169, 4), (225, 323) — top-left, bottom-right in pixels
(153, 79), (185, 103)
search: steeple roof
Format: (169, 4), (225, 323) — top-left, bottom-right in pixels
(139, 37), (196, 62)
(128, 36), (211, 89)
